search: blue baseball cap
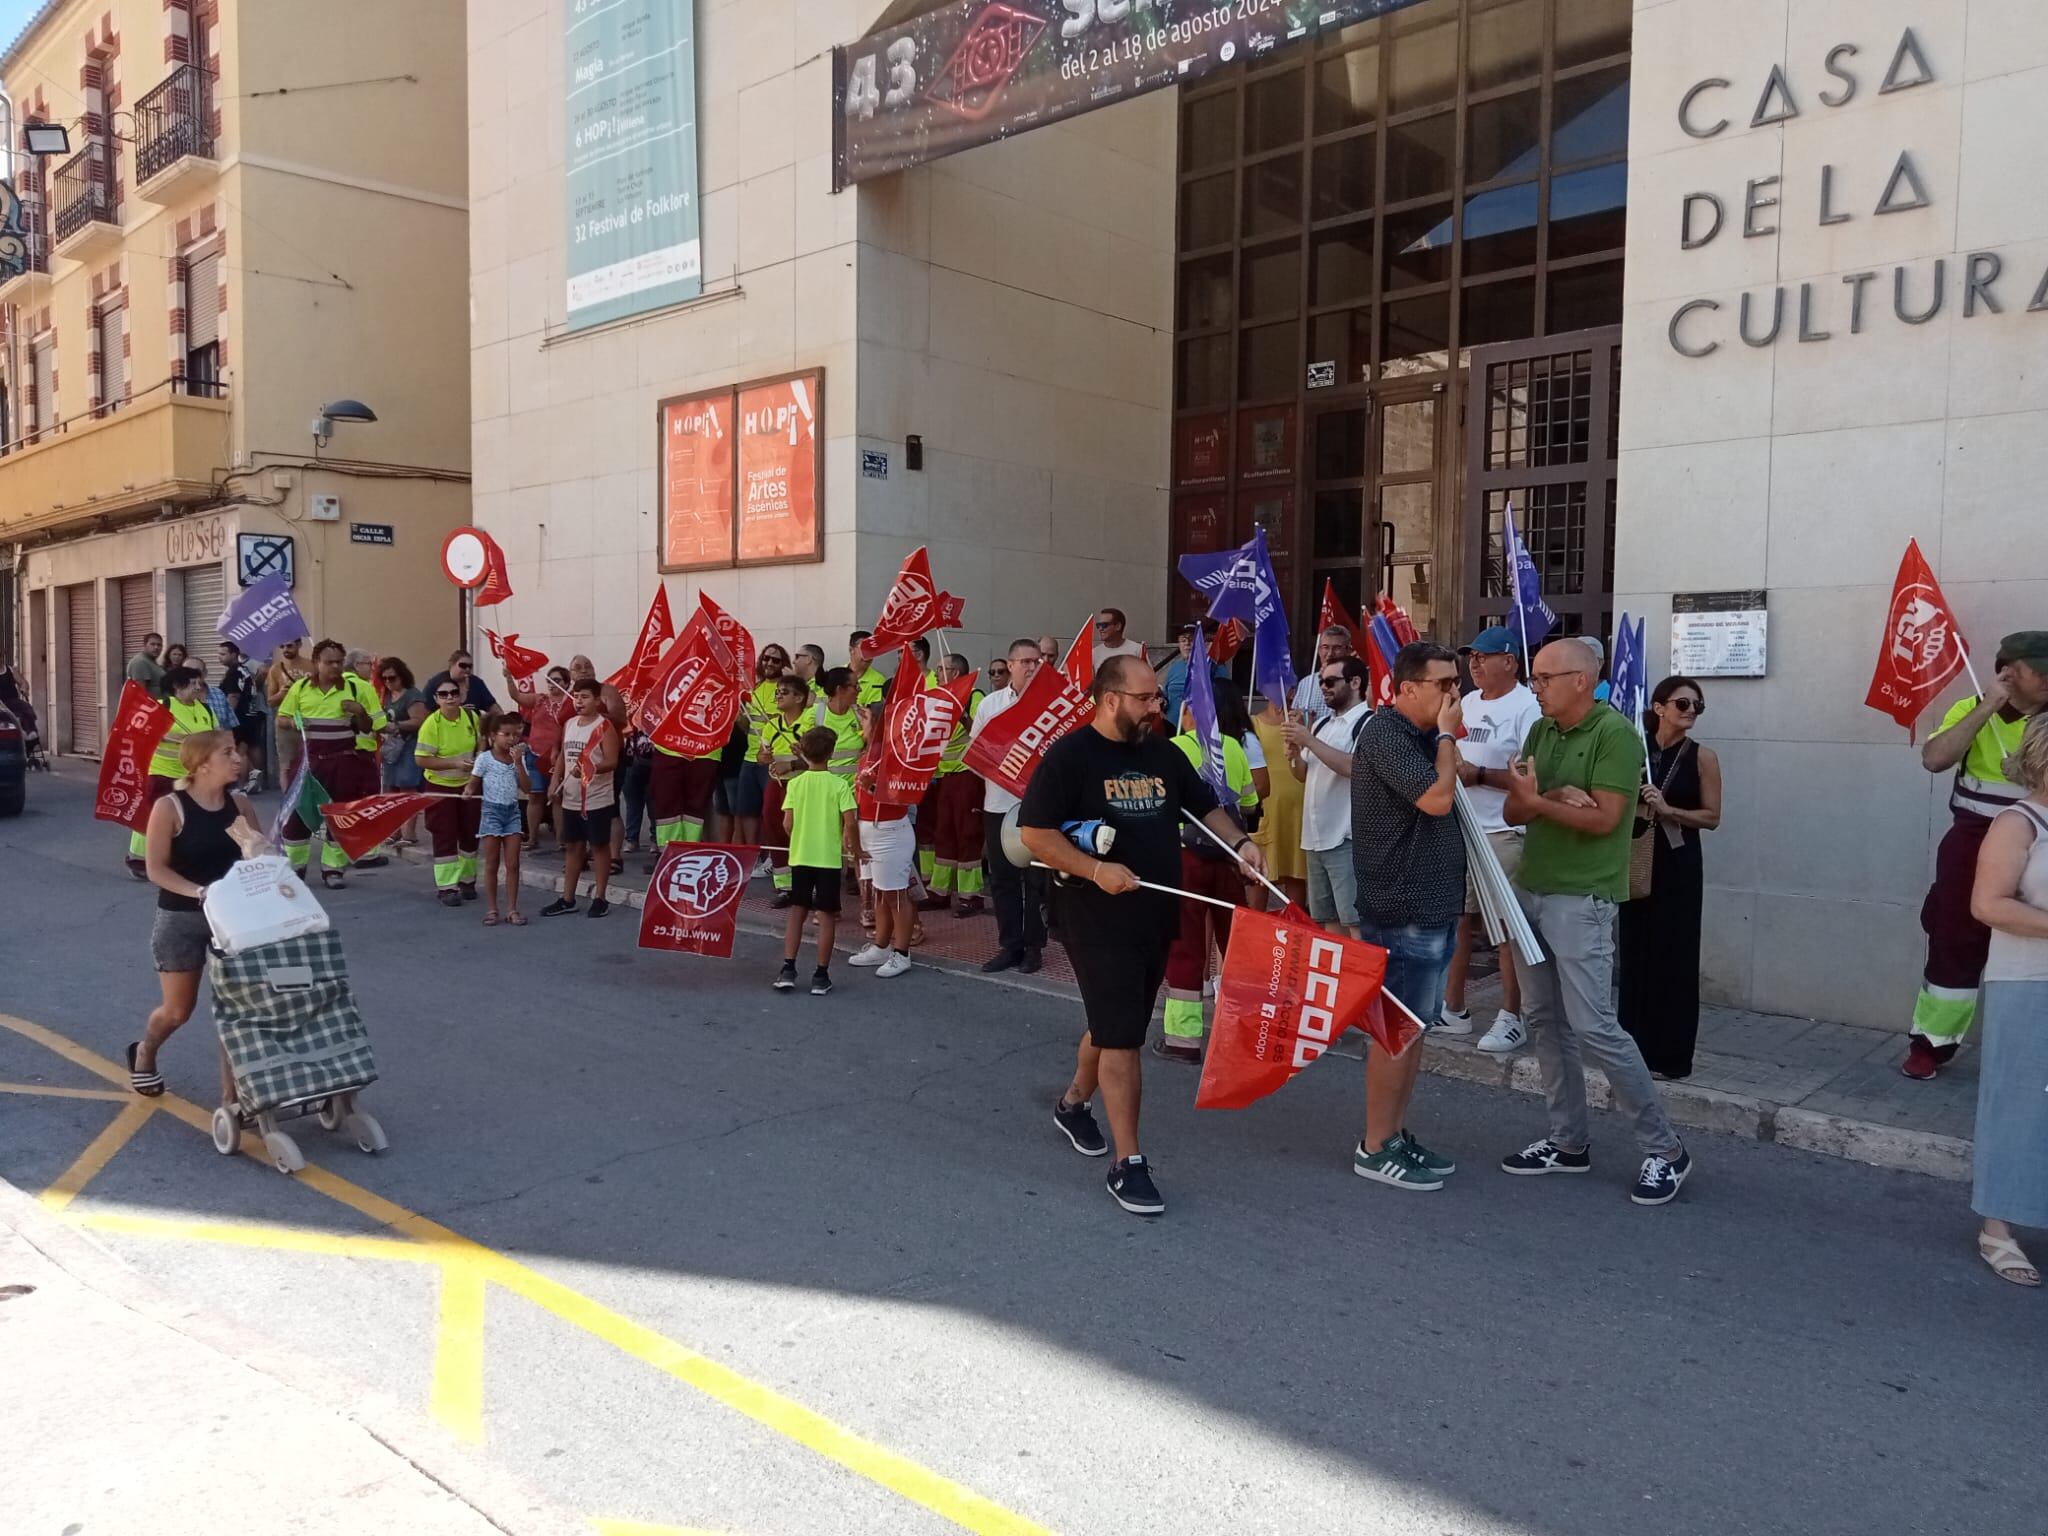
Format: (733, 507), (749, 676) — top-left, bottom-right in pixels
(1462, 625), (1517, 656)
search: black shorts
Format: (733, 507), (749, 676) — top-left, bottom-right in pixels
(234, 716), (267, 747)
(561, 805), (616, 845)
(788, 865), (843, 914)
(1064, 940), (1169, 1051)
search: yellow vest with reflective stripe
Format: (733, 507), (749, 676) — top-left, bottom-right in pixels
(744, 679), (779, 756)
(936, 688), (985, 775)
(813, 702), (864, 778)
(416, 708), (482, 789)
(280, 678), (360, 753)
(347, 674), (388, 753)
(150, 696), (220, 779)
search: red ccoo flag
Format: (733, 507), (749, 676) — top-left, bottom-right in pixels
(1197, 906), (1422, 1110)
(962, 658), (1091, 800)
(1318, 580), (1364, 654)
(484, 630), (549, 681)
(1208, 618), (1246, 665)
(863, 546), (965, 657)
(475, 530), (514, 608)
(607, 586), (679, 704)
(94, 682), (173, 830)
(1062, 613), (1094, 695)
(321, 793), (439, 862)
(1865, 538), (1969, 738)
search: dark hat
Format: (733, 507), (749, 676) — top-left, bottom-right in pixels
(1999, 631), (2048, 668)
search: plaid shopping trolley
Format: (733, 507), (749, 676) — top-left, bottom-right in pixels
(208, 930), (377, 1115)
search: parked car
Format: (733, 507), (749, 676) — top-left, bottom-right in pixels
(0, 704), (26, 816)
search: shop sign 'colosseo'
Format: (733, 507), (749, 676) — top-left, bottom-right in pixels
(1664, 26), (2048, 358)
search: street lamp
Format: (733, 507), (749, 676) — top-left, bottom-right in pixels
(311, 398), (377, 451)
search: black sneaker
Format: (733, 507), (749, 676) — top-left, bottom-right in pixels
(587, 898), (611, 918)
(1052, 1096), (1108, 1158)
(810, 967), (833, 996)
(1630, 1147), (1692, 1206)
(540, 898), (577, 918)
(772, 961), (797, 991)
(1107, 1156), (1165, 1216)
(1500, 1138), (1593, 1176)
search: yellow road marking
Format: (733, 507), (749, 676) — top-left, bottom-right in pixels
(431, 1263), (489, 1444)
(590, 1522), (740, 1535)
(0, 1013), (1057, 1536)
(0, 1080), (132, 1102)
(39, 1100), (155, 1213)
(71, 1209), (444, 1265)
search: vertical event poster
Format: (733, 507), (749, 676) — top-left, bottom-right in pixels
(834, 0), (1431, 187)
(564, 0), (703, 330)
(660, 390), (734, 572)
(736, 372), (823, 565)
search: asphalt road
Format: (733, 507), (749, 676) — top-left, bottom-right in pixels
(2, 771), (2041, 1536)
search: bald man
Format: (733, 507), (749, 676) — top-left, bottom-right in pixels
(1500, 638), (1691, 1207)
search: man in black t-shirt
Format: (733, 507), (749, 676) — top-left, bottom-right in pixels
(1020, 654), (1266, 1216)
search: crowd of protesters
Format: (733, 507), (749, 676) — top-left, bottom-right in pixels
(107, 606), (2048, 1281)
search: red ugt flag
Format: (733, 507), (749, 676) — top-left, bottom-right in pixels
(484, 630), (549, 681)
(697, 590), (756, 683)
(1196, 906), (1421, 1110)
(607, 586), (678, 704)
(874, 647), (979, 806)
(320, 793), (438, 862)
(1865, 539), (1969, 737)
(863, 546), (965, 657)
(642, 612), (743, 756)
(475, 530), (514, 608)
(639, 843), (758, 958)
(1062, 613), (1095, 695)
(962, 659), (1092, 799)
(95, 682), (173, 830)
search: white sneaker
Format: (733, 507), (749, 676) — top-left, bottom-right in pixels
(848, 943), (889, 968)
(1436, 1005), (1475, 1036)
(875, 952), (913, 979)
(1477, 1011), (1527, 1053)
(752, 855), (772, 879)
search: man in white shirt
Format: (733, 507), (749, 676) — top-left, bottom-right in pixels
(1441, 625), (1544, 1052)
(1282, 655), (1371, 938)
(1090, 608), (1146, 671)
(969, 638), (1048, 974)
(1290, 624), (1358, 719)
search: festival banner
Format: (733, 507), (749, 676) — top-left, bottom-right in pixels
(660, 390), (735, 572)
(863, 545), (966, 657)
(642, 614), (743, 756)
(319, 793), (438, 863)
(697, 590), (757, 683)
(608, 586), (680, 702)
(833, 0), (1432, 188)
(94, 682), (172, 830)
(962, 657), (1090, 799)
(1196, 907), (1420, 1111)
(484, 631), (549, 681)
(736, 372), (823, 565)
(874, 647), (979, 806)
(639, 843), (758, 958)
(475, 530), (515, 608)
(1865, 539), (1969, 736)
(217, 573), (308, 651)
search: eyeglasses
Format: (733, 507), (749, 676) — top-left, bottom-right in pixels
(1109, 689), (1166, 703)
(1667, 697), (1706, 716)
(1528, 670), (1586, 691)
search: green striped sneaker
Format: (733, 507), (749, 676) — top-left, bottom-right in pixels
(1352, 1141), (1445, 1192)
(1389, 1129), (1456, 1176)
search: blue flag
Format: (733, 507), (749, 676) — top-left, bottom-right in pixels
(1183, 623), (1231, 805)
(218, 573), (308, 651)
(1502, 500), (1556, 659)
(1177, 529), (1296, 706)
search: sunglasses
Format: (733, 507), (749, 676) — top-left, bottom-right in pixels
(1667, 697), (1706, 716)
(435, 690), (460, 700)
(1319, 675), (1348, 688)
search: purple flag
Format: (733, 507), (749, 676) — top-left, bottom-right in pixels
(218, 574), (308, 651)
(1177, 529), (1296, 707)
(1503, 500), (1557, 661)
(1183, 623), (1231, 805)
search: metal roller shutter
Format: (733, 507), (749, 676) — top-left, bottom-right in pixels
(98, 303), (125, 406)
(64, 583), (99, 754)
(186, 254), (220, 348)
(32, 341), (53, 433)
(177, 563), (227, 658)
(119, 574), (155, 662)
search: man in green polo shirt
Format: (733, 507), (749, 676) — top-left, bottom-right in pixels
(1500, 637), (1691, 1207)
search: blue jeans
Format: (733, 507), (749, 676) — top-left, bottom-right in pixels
(1354, 918), (1458, 1028)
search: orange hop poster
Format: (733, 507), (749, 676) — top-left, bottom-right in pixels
(661, 390), (734, 572)
(736, 372), (821, 564)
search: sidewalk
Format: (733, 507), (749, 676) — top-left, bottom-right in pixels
(431, 836), (1978, 1184)
(0, 1179), (582, 1536)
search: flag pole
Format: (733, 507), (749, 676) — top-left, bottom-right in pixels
(1506, 498), (1534, 673)
(1180, 807), (1290, 908)
(1955, 632), (1986, 699)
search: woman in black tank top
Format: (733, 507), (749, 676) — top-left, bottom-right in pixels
(131, 728), (261, 1099)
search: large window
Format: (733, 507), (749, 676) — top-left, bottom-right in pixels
(1170, 0), (1628, 634)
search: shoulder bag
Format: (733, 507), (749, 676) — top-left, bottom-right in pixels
(1628, 739), (1693, 902)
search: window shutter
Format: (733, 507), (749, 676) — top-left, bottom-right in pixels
(185, 253), (220, 348)
(99, 305), (125, 404)
(32, 342), (53, 432)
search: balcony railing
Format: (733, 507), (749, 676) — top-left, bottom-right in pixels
(52, 145), (118, 244)
(135, 64), (217, 184)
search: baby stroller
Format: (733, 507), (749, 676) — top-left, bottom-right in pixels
(207, 929), (388, 1174)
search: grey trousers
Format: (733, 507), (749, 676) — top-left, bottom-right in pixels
(1515, 886), (1681, 1159)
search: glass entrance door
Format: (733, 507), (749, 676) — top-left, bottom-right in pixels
(1309, 381), (1446, 637)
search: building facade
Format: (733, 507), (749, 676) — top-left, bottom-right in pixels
(0, 0), (470, 755)
(468, 0), (2047, 1030)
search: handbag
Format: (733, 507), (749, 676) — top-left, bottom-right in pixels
(1628, 740), (1693, 902)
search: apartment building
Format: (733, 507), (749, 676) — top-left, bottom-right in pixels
(0, 0), (469, 755)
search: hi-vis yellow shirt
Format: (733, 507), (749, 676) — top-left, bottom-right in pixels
(416, 708), (482, 789)
(149, 696), (220, 779)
